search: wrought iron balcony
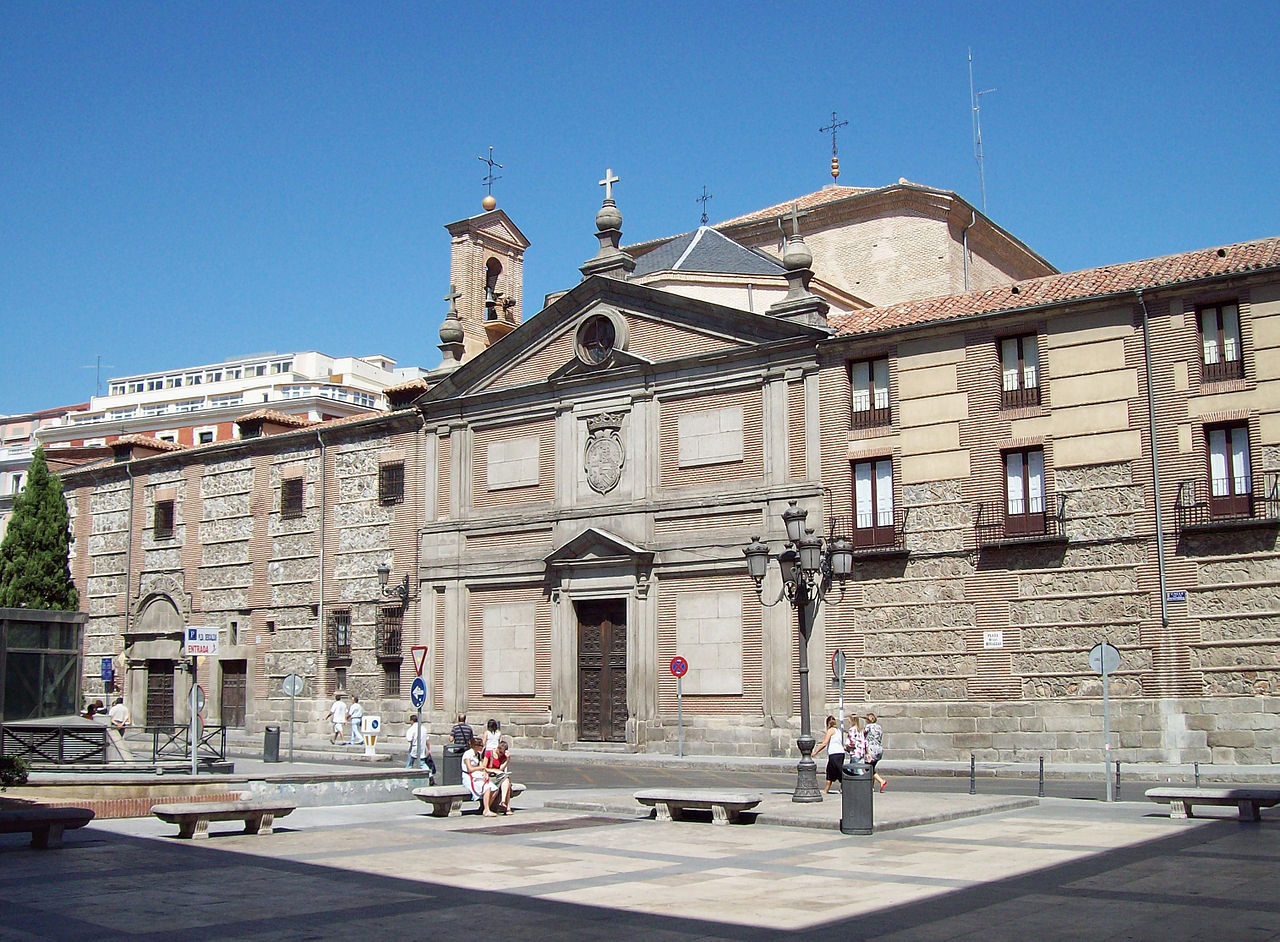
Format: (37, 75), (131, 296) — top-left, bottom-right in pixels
(827, 508), (909, 556)
(324, 625), (351, 661)
(850, 405), (892, 430)
(1001, 383), (1042, 409)
(1175, 474), (1280, 535)
(1201, 357), (1244, 384)
(974, 493), (1067, 548)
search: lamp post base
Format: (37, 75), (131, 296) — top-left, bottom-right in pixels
(792, 735), (823, 802)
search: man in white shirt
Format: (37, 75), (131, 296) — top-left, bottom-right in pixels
(347, 696), (365, 745)
(108, 698), (130, 733)
(325, 694), (348, 744)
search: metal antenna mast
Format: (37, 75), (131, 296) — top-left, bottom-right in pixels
(969, 50), (996, 214)
(81, 355), (115, 397)
(696, 186), (713, 225)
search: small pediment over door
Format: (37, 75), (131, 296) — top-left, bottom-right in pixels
(544, 527), (655, 572)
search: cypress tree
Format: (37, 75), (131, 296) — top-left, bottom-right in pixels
(0, 447), (79, 610)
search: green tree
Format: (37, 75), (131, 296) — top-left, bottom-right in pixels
(0, 447), (79, 610)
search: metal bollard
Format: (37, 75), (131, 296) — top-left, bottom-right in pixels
(1038, 755), (1045, 799)
(969, 753), (976, 795)
(1115, 761), (1121, 801)
(1194, 762), (1200, 787)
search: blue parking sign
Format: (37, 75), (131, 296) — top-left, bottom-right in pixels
(100, 657), (114, 681)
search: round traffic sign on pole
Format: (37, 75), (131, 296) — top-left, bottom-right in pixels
(832, 649), (847, 680)
(1089, 643), (1121, 675)
(670, 656), (688, 678)
(281, 673), (305, 696)
(410, 676), (427, 709)
(195, 684), (206, 713)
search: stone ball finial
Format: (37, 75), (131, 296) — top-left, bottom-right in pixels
(783, 235), (813, 272)
(439, 315), (464, 346)
(596, 199), (622, 233)
(482, 194), (497, 212)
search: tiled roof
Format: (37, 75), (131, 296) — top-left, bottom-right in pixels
(383, 378), (428, 396)
(713, 185), (879, 229)
(631, 227), (785, 277)
(829, 237), (1280, 337)
(234, 409), (315, 427)
(111, 435), (184, 452)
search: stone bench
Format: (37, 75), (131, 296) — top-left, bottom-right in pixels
(634, 789), (762, 825)
(151, 800), (296, 839)
(0, 807), (95, 849)
(1145, 786), (1280, 822)
(411, 783), (525, 817)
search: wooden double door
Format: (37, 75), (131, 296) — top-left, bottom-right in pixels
(577, 600), (628, 742)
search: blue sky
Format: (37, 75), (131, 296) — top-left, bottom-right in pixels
(2, 1), (1277, 415)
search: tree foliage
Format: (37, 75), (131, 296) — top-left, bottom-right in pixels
(0, 448), (79, 610)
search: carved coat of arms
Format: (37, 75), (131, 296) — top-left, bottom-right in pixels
(584, 412), (625, 494)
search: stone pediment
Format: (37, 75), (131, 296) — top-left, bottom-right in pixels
(422, 277), (826, 401)
(545, 527), (654, 570)
(444, 208), (530, 250)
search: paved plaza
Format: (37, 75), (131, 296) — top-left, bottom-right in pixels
(3, 786), (1279, 941)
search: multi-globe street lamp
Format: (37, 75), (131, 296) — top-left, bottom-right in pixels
(744, 500), (853, 802)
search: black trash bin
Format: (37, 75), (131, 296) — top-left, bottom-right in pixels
(263, 725), (281, 763)
(841, 759), (874, 834)
(442, 743), (465, 786)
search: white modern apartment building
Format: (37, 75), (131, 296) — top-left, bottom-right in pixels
(0, 404), (90, 540)
(36, 351), (427, 451)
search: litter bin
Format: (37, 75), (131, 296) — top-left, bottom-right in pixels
(263, 725), (281, 763)
(841, 759), (874, 834)
(442, 743), (465, 786)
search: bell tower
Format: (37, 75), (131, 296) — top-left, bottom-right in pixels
(443, 199), (530, 362)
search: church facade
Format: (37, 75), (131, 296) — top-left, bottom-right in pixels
(63, 180), (1280, 765)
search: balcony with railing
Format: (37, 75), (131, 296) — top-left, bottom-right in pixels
(376, 607), (403, 662)
(1175, 474), (1280, 536)
(1201, 356), (1244, 384)
(828, 508), (909, 557)
(974, 493), (1067, 548)
(1000, 383), (1042, 410)
(324, 623), (351, 661)
(850, 405), (892, 431)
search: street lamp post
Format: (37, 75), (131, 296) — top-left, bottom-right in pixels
(744, 500), (853, 802)
(376, 562), (410, 603)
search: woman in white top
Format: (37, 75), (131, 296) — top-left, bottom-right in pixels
(483, 719), (501, 760)
(462, 737), (490, 812)
(814, 715), (845, 795)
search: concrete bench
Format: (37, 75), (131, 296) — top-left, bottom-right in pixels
(1145, 786), (1280, 822)
(0, 807), (95, 849)
(634, 789), (762, 825)
(151, 800), (296, 839)
(411, 783), (526, 817)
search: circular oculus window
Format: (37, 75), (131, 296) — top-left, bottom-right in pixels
(576, 314), (618, 366)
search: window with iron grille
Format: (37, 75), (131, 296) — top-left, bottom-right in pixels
(281, 478), (304, 519)
(379, 462), (405, 505)
(376, 606), (404, 661)
(1198, 301), (1244, 382)
(999, 334), (1041, 408)
(850, 358), (891, 429)
(384, 664), (401, 697)
(327, 609), (351, 657)
(154, 500), (175, 539)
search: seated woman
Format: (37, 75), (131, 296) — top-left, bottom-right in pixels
(462, 736), (491, 814)
(483, 740), (513, 814)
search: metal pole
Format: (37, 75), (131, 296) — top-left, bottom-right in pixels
(677, 675), (683, 758)
(1038, 755), (1045, 798)
(793, 586), (821, 802)
(289, 689), (295, 763)
(1194, 762), (1200, 787)
(415, 705), (423, 770)
(189, 658), (198, 777)
(969, 754), (976, 795)
(837, 676), (845, 735)
(1103, 662), (1113, 802)
(1115, 761), (1122, 801)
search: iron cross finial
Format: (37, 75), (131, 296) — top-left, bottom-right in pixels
(697, 186), (713, 226)
(819, 110), (850, 158)
(599, 168), (620, 202)
(478, 146), (503, 195)
(444, 283), (462, 315)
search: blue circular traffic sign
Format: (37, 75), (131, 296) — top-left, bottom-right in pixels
(670, 656), (688, 678)
(410, 676), (427, 709)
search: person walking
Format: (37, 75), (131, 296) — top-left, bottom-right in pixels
(107, 698), (130, 732)
(325, 693), (348, 744)
(864, 711), (887, 792)
(405, 715), (437, 782)
(347, 696), (364, 745)
(814, 715), (846, 796)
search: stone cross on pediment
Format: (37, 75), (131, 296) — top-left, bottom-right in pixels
(444, 283), (462, 316)
(599, 168), (619, 201)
